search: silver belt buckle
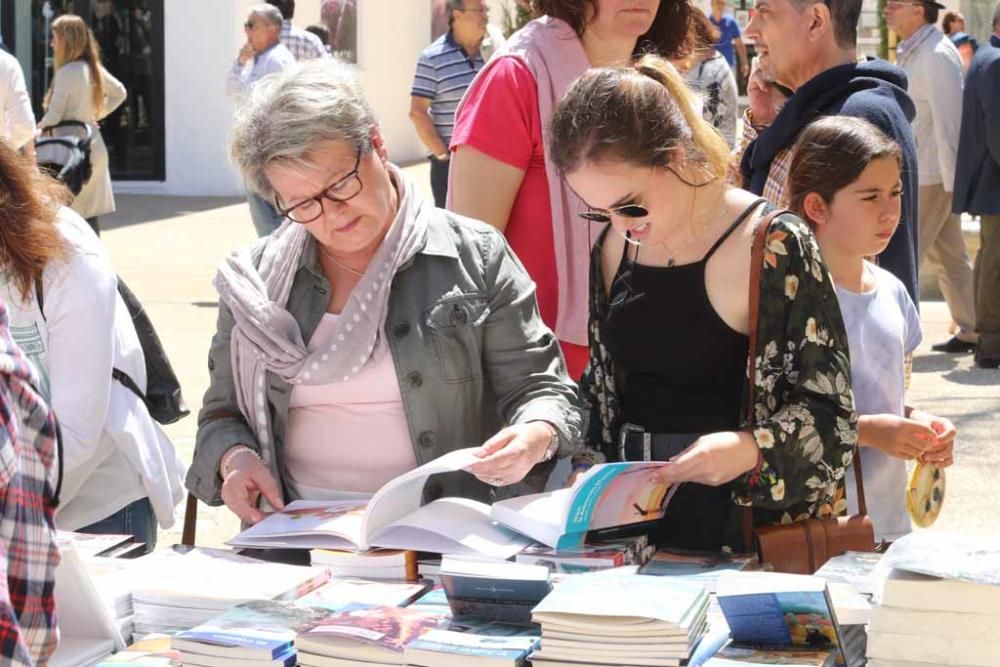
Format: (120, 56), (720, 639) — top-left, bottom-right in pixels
(618, 423), (651, 462)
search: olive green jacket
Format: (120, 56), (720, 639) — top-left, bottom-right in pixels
(186, 211), (583, 507)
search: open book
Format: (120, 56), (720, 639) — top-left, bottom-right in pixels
(490, 461), (677, 549)
(227, 448), (528, 559)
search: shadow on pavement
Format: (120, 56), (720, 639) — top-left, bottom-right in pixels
(913, 353), (961, 374)
(941, 368), (1000, 386)
(102, 195), (245, 231)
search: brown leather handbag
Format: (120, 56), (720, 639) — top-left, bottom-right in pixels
(743, 210), (875, 575)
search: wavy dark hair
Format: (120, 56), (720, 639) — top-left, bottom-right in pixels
(0, 142), (70, 302)
(532, 0), (692, 59)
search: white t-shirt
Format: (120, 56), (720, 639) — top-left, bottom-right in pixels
(0, 49), (35, 150)
(836, 262), (922, 542)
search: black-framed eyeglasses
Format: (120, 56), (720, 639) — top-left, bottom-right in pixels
(274, 148), (364, 224)
(244, 21), (256, 29)
(578, 203), (650, 224)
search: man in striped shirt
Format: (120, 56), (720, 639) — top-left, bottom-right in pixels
(410, 0), (503, 207)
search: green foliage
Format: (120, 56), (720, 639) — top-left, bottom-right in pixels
(878, 0), (889, 60)
(500, 1), (536, 38)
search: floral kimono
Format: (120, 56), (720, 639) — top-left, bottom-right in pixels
(577, 207), (858, 528)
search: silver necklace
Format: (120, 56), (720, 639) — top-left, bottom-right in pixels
(318, 244), (365, 278)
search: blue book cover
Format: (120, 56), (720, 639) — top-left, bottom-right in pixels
(716, 574), (841, 651)
(172, 600), (330, 659)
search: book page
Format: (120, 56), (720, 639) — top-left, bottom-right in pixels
(369, 497), (529, 558)
(361, 447), (482, 544)
(226, 499), (369, 550)
(54, 538), (126, 650)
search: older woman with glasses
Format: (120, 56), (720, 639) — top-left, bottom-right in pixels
(186, 59), (581, 525)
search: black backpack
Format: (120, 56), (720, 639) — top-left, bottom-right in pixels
(36, 277), (190, 425)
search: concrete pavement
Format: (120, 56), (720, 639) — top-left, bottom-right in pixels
(101, 162), (999, 549)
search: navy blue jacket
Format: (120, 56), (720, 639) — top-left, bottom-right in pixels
(953, 34), (1000, 216)
(741, 60), (920, 306)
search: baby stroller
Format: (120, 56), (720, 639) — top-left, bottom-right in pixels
(35, 120), (93, 196)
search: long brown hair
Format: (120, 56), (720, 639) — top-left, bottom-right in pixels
(532, 0), (692, 59)
(48, 14), (105, 115)
(0, 143), (70, 302)
(786, 116), (902, 225)
(548, 54), (731, 180)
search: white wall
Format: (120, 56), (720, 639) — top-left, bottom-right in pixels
(115, 0), (513, 196)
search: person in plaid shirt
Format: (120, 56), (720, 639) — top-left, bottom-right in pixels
(0, 299), (61, 666)
(267, 0), (328, 60)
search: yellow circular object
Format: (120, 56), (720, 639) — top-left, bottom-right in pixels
(907, 462), (946, 528)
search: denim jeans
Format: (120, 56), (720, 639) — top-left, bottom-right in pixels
(429, 155), (450, 208)
(78, 497), (157, 554)
(247, 189), (284, 237)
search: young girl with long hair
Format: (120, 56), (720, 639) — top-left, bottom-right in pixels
(787, 116), (955, 542)
(0, 141), (183, 549)
(548, 55), (857, 551)
(40, 13), (126, 235)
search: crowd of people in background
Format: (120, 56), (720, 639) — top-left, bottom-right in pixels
(0, 0), (998, 663)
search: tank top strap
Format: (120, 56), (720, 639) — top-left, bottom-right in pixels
(703, 198), (768, 261)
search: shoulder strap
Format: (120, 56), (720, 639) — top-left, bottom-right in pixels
(705, 198), (767, 261)
(35, 279), (45, 321)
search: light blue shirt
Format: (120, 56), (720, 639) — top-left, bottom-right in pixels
(226, 41), (296, 101)
(837, 262), (922, 541)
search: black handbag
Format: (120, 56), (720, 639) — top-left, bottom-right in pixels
(36, 276), (190, 425)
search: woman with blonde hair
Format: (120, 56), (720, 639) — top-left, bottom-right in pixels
(40, 14), (126, 236)
(548, 55), (857, 551)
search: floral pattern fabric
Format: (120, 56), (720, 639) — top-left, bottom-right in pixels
(577, 208), (858, 527)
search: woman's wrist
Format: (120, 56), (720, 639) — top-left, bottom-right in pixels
(528, 420), (559, 463)
(219, 445), (259, 479)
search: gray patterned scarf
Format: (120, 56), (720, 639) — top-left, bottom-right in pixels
(214, 163), (430, 461)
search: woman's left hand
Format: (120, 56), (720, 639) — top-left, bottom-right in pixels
(910, 409), (957, 468)
(653, 431), (760, 486)
(466, 422), (554, 487)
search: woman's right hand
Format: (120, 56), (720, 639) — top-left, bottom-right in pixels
(858, 414), (936, 460)
(219, 446), (285, 524)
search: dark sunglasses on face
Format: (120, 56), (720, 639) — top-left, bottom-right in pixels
(578, 203), (650, 224)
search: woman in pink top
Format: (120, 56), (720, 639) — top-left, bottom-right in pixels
(449, 0), (693, 380)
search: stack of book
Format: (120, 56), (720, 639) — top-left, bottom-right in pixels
(438, 556), (551, 624)
(515, 535), (653, 574)
(171, 600), (330, 667)
(712, 571), (853, 667)
(866, 531), (999, 667)
(312, 549), (417, 580)
(638, 549), (756, 593)
(296, 577), (429, 612)
(404, 620), (541, 667)
(86, 556), (138, 644)
(528, 570), (708, 667)
(295, 605), (448, 666)
(129, 547), (329, 636)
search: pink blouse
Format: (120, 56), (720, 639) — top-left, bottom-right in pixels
(284, 314), (417, 498)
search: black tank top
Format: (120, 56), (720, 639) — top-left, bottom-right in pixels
(603, 199), (764, 551)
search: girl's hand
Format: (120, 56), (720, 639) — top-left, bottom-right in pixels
(653, 431), (760, 486)
(909, 409), (956, 468)
(466, 422), (554, 487)
(858, 414), (936, 460)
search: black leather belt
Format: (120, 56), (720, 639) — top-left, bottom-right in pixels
(617, 423), (703, 462)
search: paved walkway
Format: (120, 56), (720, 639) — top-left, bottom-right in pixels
(101, 162), (999, 549)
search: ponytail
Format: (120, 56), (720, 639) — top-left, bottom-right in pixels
(632, 55), (731, 181)
(549, 55), (732, 183)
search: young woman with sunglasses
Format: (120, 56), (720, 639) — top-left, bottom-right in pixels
(549, 55), (858, 551)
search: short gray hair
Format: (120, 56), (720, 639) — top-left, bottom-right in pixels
(447, 0), (464, 26)
(230, 59), (378, 197)
(248, 4), (283, 29)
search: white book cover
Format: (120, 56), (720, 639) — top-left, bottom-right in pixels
(228, 448), (528, 558)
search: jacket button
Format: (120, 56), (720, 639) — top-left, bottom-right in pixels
(418, 431), (436, 448)
(392, 321), (411, 337)
(450, 305), (467, 325)
(407, 371), (423, 387)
